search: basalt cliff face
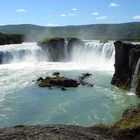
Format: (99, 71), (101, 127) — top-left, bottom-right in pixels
(111, 41), (140, 96)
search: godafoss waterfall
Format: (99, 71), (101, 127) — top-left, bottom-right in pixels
(0, 38), (140, 130)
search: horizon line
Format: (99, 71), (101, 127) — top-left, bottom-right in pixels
(0, 21), (140, 28)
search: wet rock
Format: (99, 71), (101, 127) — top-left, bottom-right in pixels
(61, 87), (66, 91)
(78, 73), (94, 87)
(79, 73), (92, 81)
(37, 37), (65, 61)
(36, 73), (94, 89)
(111, 41), (140, 92)
(53, 72), (60, 76)
(37, 76), (79, 88)
(37, 77), (43, 81)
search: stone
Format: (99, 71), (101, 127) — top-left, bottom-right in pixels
(53, 72), (60, 76)
(37, 76), (79, 88)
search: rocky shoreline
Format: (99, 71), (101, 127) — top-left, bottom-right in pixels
(0, 104), (139, 140)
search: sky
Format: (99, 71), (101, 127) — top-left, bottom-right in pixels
(0, 0), (140, 26)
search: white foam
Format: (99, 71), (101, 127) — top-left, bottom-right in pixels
(127, 92), (136, 96)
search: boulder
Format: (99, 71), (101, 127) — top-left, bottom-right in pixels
(79, 73), (92, 81)
(37, 37), (65, 61)
(53, 72), (60, 76)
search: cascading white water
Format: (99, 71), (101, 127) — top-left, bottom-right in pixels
(0, 41), (115, 71)
(71, 40), (115, 70)
(64, 39), (68, 61)
(130, 57), (140, 94)
(0, 42), (47, 64)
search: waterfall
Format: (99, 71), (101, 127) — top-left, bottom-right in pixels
(0, 41), (115, 70)
(0, 42), (46, 64)
(130, 57), (140, 94)
(71, 40), (115, 70)
(64, 39), (68, 61)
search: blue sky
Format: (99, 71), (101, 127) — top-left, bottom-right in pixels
(0, 0), (140, 26)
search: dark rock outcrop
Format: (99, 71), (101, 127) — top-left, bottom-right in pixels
(0, 104), (140, 140)
(38, 37), (85, 61)
(36, 73), (94, 89)
(37, 76), (79, 88)
(0, 33), (24, 45)
(53, 72), (60, 76)
(79, 73), (94, 87)
(38, 37), (65, 61)
(111, 41), (140, 95)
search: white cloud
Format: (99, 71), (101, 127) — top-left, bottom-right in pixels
(96, 16), (107, 20)
(133, 16), (140, 20)
(71, 8), (78, 11)
(60, 14), (66, 17)
(16, 9), (27, 13)
(92, 12), (99, 16)
(47, 23), (59, 26)
(109, 3), (120, 7)
(68, 13), (77, 16)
